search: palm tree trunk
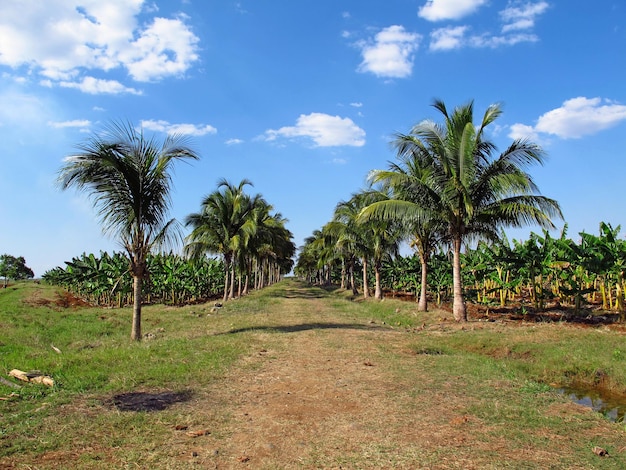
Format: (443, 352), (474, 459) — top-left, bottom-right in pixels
(349, 260), (358, 295)
(362, 257), (369, 299)
(131, 275), (142, 341)
(374, 262), (383, 300)
(229, 264), (236, 299)
(340, 259), (346, 289)
(222, 260), (229, 303)
(452, 236), (467, 322)
(243, 273), (249, 295)
(418, 255), (428, 311)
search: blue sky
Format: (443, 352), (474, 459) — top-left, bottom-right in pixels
(0, 0), (625, 277)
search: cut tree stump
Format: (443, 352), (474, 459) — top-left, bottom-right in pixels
(8, 369), (54, 387)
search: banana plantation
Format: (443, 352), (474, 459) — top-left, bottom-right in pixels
(296, 222), (626, 317)
(42, 252), (224, 306)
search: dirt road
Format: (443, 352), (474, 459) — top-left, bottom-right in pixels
(175, 284), (618, 469)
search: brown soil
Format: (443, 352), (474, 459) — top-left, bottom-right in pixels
(23, 287), (91, 309)
(154, 297), (623, 469)
(4, 287), (625, 469)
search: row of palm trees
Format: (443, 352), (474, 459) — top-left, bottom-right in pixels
(56, 121), (295, 340)
(184, 178), (296, 302)
(296, 100), (563, 321)
(363, 223), (626, 316)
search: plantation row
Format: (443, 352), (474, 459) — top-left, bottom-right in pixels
(42, 252), (225, 306)
(297, 222), (626, 316)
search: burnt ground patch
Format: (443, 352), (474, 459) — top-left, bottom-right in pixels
(108, 390), (193, 412)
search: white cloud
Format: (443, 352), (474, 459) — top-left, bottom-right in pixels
(350, 102), (363, 108)
(508, 123), (540, 141)
(225, 138), (243, 145)
(48, 120), (91, 129)
(0, 1), (199, 92)
(418, 0), (488, 21)
(141, 119), (217, 136)
(265, 113), (366, 147)
(357, 26), (421, 79)
(120, 16), (199, 82)
(509, 97), (626, 140)
(501, 1), (549, 33)
(469, 32), (539, 48)
(59, 77), (142, 95)
(425, 1), (547, 50)
(430, 26), (468, 51)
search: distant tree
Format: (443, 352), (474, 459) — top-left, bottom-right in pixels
(0, 254), (34, 287)
(185, 179), (258, 302)
(57, 120), (199, 340)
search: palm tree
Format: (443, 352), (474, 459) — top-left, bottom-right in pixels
(58, 120), (199, 340)
(349, 190), (402, 300)
(296, 228), (338, 285)
(184, 179), (260, 302)
(331, 196), (369, 296)
(372, 100), (562, 321)
(363, 158), (446, 311)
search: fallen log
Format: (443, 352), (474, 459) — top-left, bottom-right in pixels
(8, 369), (54, 387)
(0, 376), (21, 389)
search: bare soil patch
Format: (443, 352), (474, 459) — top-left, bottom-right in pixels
(23, 287), (91, 309)
(155, 296), (624, 469)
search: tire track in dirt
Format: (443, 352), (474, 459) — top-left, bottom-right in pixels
(194, 295), (473, 469)
(180, 289), (623, 470)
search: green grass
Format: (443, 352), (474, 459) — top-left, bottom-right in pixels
(1, 279), (626, 468)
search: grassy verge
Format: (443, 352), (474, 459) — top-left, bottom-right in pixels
(1, 279), (625, 468)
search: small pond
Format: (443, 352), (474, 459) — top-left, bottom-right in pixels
(558, 386), (626, 422)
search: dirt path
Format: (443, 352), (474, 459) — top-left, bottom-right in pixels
(176, 289), (593, 469)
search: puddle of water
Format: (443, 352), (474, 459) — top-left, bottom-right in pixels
(558, 386), (626, 422)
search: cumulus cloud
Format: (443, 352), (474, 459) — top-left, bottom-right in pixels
(120, 16), (199, 82)
(0, 1), (199, 93)
(264, 113), (366, 147)
(59, 77), (142, 95)
(509, 97), (626, 140)
(508, 123), (540, 141)
(500, 1), (549, 33)
(141, 119), (217, 136)
(418, 0), (488, 21)
(425, 1), (547, 50)
(357, 25), (421, 79)
(430, 26), (468, 51)
(48, 120), (91, 129)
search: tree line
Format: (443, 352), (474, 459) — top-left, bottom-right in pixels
(296, 99), (575, 319)
(297, 223), (626, 318)
(51, 121), (295, 340)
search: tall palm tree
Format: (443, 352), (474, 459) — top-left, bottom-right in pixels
(184, 179), (259, 302)
(371, 100), (562, 320)
(348, 190), (402, 300)
(331, 196), (369, 296)
(58, 120), (199, 340)
(296, 228), (337, 285)
(363, 158), (446, 311)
